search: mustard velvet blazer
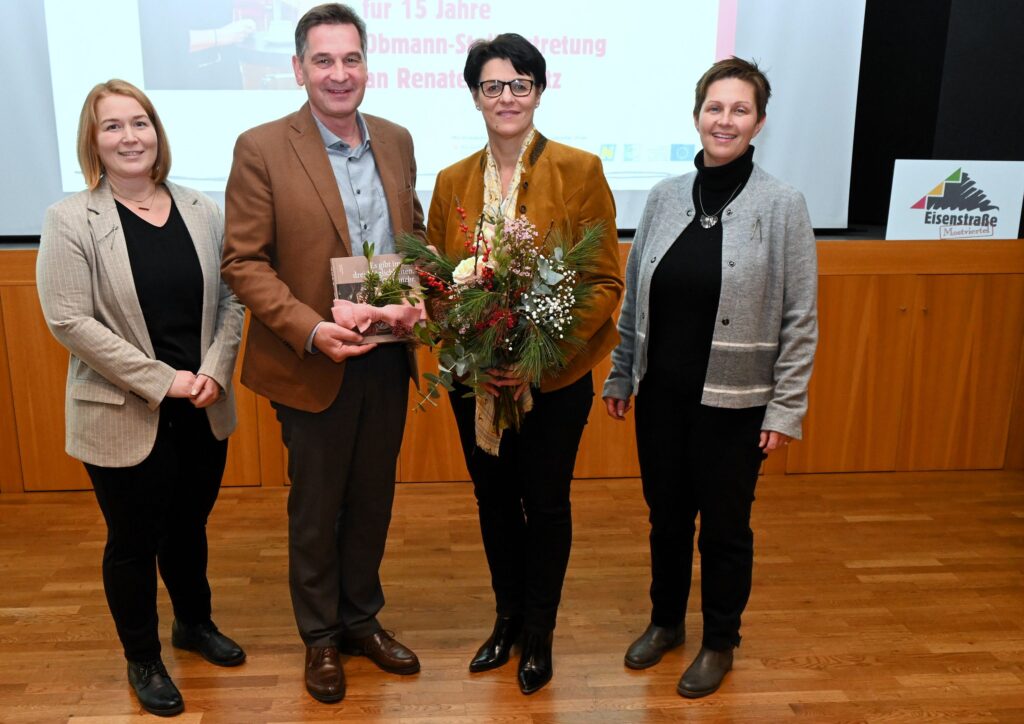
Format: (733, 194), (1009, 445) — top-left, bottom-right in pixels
(427, 133), (624, 391)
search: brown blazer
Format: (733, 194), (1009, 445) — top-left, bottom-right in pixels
(427, 133), (623, 392)
(222, 104), (425, 412)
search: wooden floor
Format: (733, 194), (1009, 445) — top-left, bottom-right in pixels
(1, 470), (1023, 723)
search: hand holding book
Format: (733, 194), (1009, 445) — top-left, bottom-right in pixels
(329, 242), (424, 344)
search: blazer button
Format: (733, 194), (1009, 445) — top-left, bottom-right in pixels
(519, 204), (527, 213)
(728, 260), (735, 267)
(522, 181), (529, 190)
(650, 256), (657, 264)
(726, 209), (734, 216)
(721, 318), (730, 326)
(686, 209), (694, 216)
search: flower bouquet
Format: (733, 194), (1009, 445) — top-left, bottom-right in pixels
(330, 241), (425, 343)
(397, 206), (606, 455)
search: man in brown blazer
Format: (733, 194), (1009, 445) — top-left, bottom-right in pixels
(221, 3), (424, 703)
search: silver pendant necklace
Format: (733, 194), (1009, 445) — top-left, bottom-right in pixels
(698, 182), (742, 229)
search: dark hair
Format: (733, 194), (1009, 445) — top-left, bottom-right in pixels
(463, 33), (546, 92)
(77, 79), (171, 189)
(295, 3), (367, 59)
(693, 57), (771, 121)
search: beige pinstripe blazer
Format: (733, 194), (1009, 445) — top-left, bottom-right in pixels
(36, 180), (244, 468)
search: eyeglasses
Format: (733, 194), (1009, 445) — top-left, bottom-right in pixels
(477, 79), (535, 98)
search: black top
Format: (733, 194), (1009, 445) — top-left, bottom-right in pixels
(646, 146), (755, 398)
(118, 198), (204, 372)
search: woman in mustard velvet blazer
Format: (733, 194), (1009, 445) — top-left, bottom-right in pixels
(427, 33), (622, 695)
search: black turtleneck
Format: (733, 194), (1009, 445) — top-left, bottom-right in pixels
(645, 146), (755, 399)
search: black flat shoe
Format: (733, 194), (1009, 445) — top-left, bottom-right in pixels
(517, 629), (553, 695)
(469, 615), (523, 673)
(624, 622), (685, 669)
(677, 646), (733, 698)
(171, 619), (246, 667)
(127, 659), (184, 717)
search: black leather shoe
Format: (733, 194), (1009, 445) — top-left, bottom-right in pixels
(127, 659), (184, 717)
(677, 646), (733, 698)
(517, 630), (553, 695)
(171, 619), (246, 667)
(339, 630), (420, 674)
(469, 615), (523, 673)
(624, 622), (685, 669)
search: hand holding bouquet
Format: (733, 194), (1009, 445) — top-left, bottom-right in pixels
(398, 206), (605, 455)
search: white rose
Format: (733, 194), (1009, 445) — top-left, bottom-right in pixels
(452, 257), (478, 285)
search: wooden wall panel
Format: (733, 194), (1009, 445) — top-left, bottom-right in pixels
(4, 240), (1024, 486)
(255, 395), (288, 486)
(1006, 340), (1024, 470)
(574, 243), (639, 479)
(573, 353), (640, 479)
(0, 251), (38, 493)
(219, 317), (263, 487)
(788, 275), (918, 473)
(1, 286), (90, 491)
(0, 293), (24, 493)
(0, 250), (36, 285)
(896, 274), (1024, 470)
(220, 365), (262, 487)
(399, 347), (471, 482)
(817, 239), (1024, 275)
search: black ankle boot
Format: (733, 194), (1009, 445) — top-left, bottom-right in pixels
(624, 622), (685, 669)
(677, 646), (734, 698)
(517, 629), (553, 695)
(127, 659), (184, 717)
(171, 619), (246, 667)
(469, 615), (523, 672)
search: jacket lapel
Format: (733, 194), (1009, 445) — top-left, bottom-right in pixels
(288, 103), (353, 256)
(87, 181), (156, 357)
(364, 116), (404, 236)
(169, 182), (215, 351)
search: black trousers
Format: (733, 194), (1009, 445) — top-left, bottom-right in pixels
(274, 345), (409, 645)
(634, 371), (766, 651)
(86, 398), (227, 663)
(450, 372), (594, 633)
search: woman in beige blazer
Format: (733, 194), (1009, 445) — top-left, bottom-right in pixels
(36, 80), (245, 718)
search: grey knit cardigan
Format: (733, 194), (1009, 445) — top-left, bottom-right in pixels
(602, 164), (818, 440)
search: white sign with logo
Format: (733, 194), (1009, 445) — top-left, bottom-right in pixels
(886, 160), (1024, 240)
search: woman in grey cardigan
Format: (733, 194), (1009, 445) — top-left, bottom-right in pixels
(603, 58), (817, 698)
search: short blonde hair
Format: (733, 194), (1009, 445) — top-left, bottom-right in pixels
(76, 79), (171, 189)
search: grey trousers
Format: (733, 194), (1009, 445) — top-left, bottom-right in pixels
(274, 345), (409, 646)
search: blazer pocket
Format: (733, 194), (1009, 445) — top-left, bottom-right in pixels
(70, 379), (126, 405)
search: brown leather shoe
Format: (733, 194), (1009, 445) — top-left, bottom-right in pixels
(339, 630), (420, 675)
(305, 646), (345, 703)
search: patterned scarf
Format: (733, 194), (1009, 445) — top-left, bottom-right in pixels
(474, 128), (537, 455)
